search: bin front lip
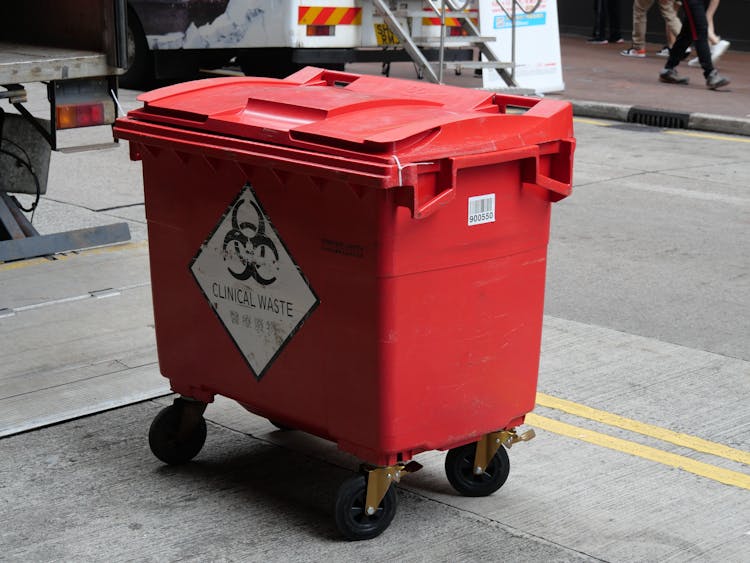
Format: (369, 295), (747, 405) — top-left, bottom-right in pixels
(114, 116), (402, 189)
(115, 115), (574, 197)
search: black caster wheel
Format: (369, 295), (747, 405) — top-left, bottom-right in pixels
(148, 399), (207, 465)
(444, 442), (510, 497)
(334, 474), (398, 541)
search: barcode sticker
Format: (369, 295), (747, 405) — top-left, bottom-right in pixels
(468, 194), (495, 226)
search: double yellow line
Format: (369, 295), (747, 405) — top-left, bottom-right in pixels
(528, 393), (750, 490)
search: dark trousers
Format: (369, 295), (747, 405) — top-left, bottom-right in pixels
(592, 0), (622, 41)
(667, 0), (713, 76)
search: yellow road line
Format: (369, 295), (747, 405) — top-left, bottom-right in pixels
(664, 130), (750, 143)
(526, 413), (750, 490)
(536, 393), (750, 466)
(0, 240), (147, 272)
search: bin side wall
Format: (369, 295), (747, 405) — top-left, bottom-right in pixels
(356, 161), (552, 460)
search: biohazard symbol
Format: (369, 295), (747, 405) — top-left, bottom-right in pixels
(222, 197), (279, 286)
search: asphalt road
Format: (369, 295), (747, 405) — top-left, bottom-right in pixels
(1, 82), (749, 561)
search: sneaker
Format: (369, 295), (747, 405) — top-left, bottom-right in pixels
(706, 69), (730, 90)
(712, 39), (730, 63)
(609, 37), (625, 44)
(656, 46), (670, 57)
(659, 68), (689, 85)
(688, 40), (731, 67)
(621, 47), (646, 58)
(587, 37), (608, 44)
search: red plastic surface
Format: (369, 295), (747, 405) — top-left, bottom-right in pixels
(114, 68), (575, 466)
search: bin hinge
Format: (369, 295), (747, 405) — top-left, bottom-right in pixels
(362, 461), (423, 515)
(473, 428), (535, 475)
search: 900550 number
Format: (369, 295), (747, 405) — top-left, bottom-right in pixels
(469, 211), (494, 224)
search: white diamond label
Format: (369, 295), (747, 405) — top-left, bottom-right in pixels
(468, 193), (495, 226)
(190, 183), (319, 380)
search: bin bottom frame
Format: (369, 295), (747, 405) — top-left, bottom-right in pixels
(147, 395), (536, 540)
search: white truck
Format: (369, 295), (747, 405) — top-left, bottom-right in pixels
(0, 0), (130, 261)
(122, 0), (485, 87)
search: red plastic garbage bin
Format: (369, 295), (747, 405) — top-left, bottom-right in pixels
(114, 67), (575, 540)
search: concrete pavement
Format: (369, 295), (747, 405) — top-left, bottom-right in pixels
(1, 400), (593, 562)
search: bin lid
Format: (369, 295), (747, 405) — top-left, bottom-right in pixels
(125, 67), (571, 163)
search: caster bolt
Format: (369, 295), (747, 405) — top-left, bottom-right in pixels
(366, 506), (376, 515)
(474, 466), (483, 475)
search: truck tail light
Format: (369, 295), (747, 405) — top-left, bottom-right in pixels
(51, 78), (116, 131)
(56, 103), (107, 129)
(307, 25), (334, 36)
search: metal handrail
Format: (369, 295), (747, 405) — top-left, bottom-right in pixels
(493, 0), (543, 80)
(494, 0), (543, 18)
(433, 0), (543, 83)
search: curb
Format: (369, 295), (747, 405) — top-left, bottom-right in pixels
(569, 100), (750, 137)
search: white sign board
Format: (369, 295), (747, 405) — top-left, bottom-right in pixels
(191, 184), (319, 380)
(479, 0), (564, 94)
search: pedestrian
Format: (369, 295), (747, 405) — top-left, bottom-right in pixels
(588, 0), (623, 44)
(621, 0), (682, 57)
(656, 2), (687, 57)
(687, 0), (730, 66)
(659, 0), (730, 89)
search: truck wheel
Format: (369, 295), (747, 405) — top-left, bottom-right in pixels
(444, 442), (510, 497)
(239, 51), (301, 79)
(148, 401), (207, 465)
(120, 8), (152, 89)
(334, 474), (397, 541)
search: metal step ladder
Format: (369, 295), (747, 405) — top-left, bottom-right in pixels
(370, 0), (516, 86)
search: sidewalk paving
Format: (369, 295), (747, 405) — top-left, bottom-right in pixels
(547, 34), (750, 135)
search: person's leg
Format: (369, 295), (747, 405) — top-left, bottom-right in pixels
(608, 0), (623, 41)
(664, 10), (692, 69)
(632, 0), (653, 49)
(705, 0), (720, 44)
(681, 0), (712, 76)
(659, 7), (692, 82)
(665, 25), (676, 47)
(703, 0), (729, 64)
(591, 0), (606, 40)
(659, 0), (683, 42)
(599, 0), (610, 38)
